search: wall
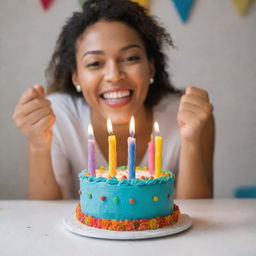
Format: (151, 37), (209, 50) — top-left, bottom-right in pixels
(0, 0), (256, 198)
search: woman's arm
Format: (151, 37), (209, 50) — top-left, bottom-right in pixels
(13, 85), (62, 200)
(176, 86), (215, 198)
(29, 143), (62, 200)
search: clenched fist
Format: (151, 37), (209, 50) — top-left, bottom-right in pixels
(178, 86), (213, 144)
(13, 84), (55, 149)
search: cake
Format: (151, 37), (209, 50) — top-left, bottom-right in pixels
(76, 166), (180, 231)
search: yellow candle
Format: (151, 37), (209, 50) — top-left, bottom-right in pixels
(107, 118), (117, 177)
(154, 122), (162, 178)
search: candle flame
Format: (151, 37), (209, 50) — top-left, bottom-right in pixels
(107, 118), (113, 135)
(88, 124), (94, 139)
(154, 121), (160, 134)
(129, 116), (135, 137)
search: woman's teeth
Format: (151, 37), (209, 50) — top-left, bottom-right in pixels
(102, 90), (131, 99)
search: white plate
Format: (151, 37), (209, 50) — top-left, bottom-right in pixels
(63, 214), (192, 240)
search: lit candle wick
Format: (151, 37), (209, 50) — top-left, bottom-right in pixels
(107, 118), (113, 135)
(154, 121), (160, 136)
(107, 118), (116, 177)
(129, 116), (135, 137)
(88, 124), (94, 140)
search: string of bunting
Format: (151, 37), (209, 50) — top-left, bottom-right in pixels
(39, 0), (254, 22)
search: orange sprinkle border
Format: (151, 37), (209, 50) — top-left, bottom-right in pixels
(76, 204), (180, 231)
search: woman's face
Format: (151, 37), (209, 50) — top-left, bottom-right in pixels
(72, 21), (154, 124)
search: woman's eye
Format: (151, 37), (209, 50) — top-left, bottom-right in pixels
(86, 61), (101, 68)
(122, 56), (140, 62)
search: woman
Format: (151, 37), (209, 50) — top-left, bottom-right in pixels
(13, 0), (214, 199)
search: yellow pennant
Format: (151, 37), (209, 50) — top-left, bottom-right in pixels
(231, 0), (252, 16)
(130, 0), (149, 9)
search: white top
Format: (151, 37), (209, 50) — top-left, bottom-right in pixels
(47, 93), (181, 199)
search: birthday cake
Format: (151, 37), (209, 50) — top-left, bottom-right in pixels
(76, 166), (180, 231)
(76, 119), (180, 231)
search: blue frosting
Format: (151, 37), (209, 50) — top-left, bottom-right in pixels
(79, 169), (175, 220)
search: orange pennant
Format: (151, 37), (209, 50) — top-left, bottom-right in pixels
(130, 0), (149, 9)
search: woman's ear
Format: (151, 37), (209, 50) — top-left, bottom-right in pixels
(72, 72), (79, 87)
(149, 59), (155, 78)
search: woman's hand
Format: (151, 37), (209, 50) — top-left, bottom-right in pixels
(177, 86), (213, 144)
(13, 84), (55, 149)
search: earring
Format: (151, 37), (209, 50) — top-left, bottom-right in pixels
(150, 78), (154, 84)
(76, 85), (82, 93)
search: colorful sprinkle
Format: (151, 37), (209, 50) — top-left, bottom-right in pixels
(113, 197), (120, 204)
(100, 196), (106, 201)
(121, 175), (127, 179)
(153, 196), (159, 202)
(141, 176), (146, 180)
(84, 172), (90, 177)
(149, 176), (154, 180)
(76, 204), (180, 231)
(129, 198), (135, 204)
(86, 192), (92, 199)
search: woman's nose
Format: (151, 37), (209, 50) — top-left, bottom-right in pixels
(104, 62), (125, 83)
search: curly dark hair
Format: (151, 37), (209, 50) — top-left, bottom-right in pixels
(46, 0), (180, 107)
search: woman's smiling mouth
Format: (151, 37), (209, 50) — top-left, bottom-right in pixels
(100, 89), (133, 107)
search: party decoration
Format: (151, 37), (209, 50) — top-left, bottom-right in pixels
(87, 124), (96, 176)
(128, 116), (136, 179)
(171, 0), (195, 23)
(154, 122), (162, 178)
(130, 0), (149, 8)
(78, 0), (86, 9)
(231, 0), (252, 16)
(40, 0), (54, 10)
(148, 134), (155, 175)
(107, 118), (117, 177)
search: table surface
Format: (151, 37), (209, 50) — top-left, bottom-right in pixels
(0, 199), (256, 256)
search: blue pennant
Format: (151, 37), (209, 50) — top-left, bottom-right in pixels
(171, 0), (195, 23)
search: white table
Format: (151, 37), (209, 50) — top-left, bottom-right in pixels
(0, 199), (255, 256)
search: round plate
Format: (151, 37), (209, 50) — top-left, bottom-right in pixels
(63, 214), (192, 240)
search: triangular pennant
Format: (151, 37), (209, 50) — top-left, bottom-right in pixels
(40, 0), (54, 11)
(79, 1), (150, 12)
(171, 0), (195, 23)
(130, 0), (149, 9)
(78, 0), (87, 10)
(231, 0), (252, 16)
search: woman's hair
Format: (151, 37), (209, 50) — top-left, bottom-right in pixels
(46, 0), (180, 107)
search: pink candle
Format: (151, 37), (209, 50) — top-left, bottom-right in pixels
(88, 124), (96, 176)
(148, 134), (155, 175)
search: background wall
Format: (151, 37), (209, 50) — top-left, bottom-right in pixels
(0, 0), (255, 199)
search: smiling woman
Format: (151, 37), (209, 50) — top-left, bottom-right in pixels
(72, 21), (153, 125)
(13, 0), (214, 200)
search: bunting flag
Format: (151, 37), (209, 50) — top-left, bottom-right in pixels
(78, 0), (87, 10)
(130, 0), (149, 9)
(231, 0), (252, 16)
(171, 0), (195, 23)
(40, 0), (54, 10)
(78, 0), (149, 10)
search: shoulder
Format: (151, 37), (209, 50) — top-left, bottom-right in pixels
(47, 92), (80, 107)
(47, 92), (87, 116)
